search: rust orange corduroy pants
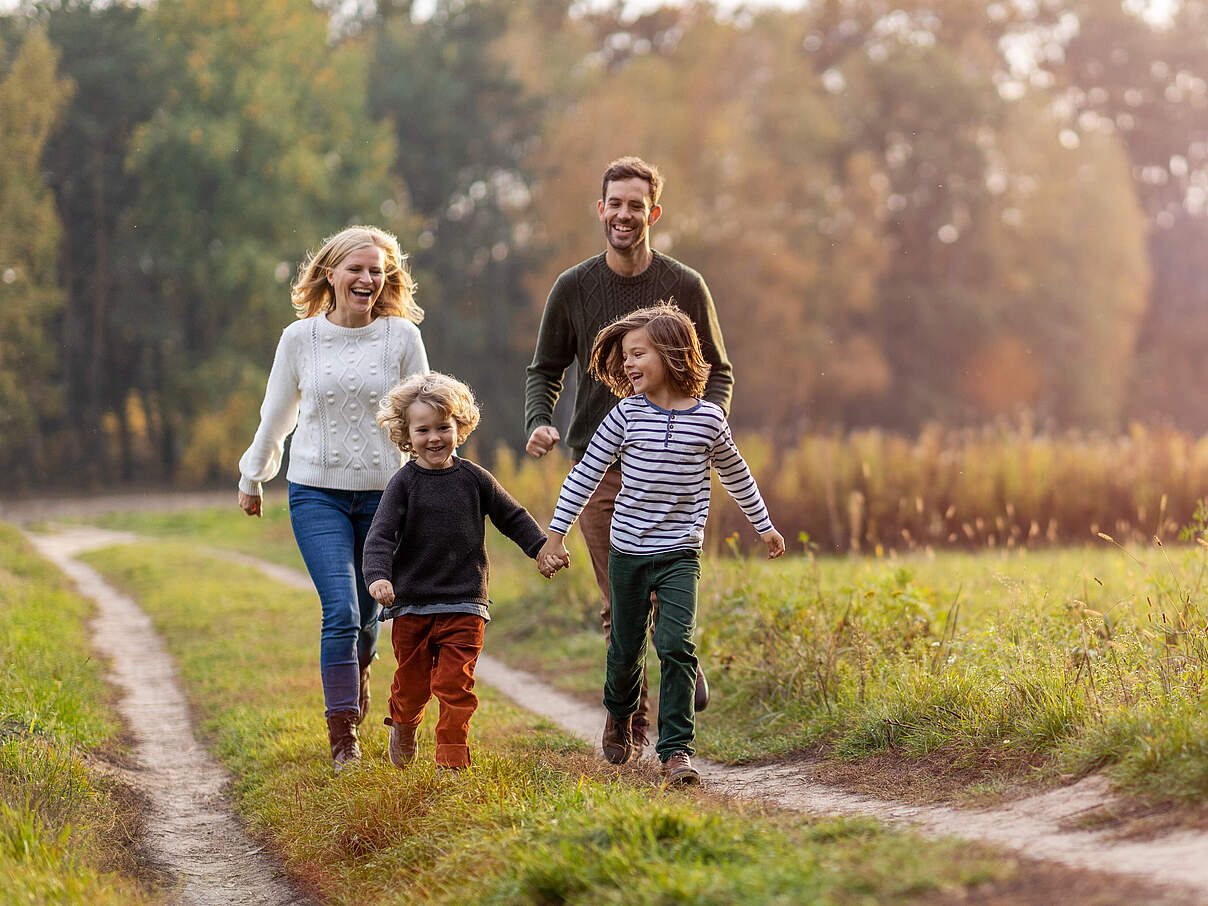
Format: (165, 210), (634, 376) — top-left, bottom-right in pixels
(388, 612), (485, 768)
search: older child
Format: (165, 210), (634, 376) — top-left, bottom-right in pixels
(538, 304), (784, 784)
(364, 372), (553, 772)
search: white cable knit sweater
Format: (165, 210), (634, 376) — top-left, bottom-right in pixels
(238, 314), (429, 496)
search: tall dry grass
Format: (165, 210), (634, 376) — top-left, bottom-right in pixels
(486, 422), (1208, 554)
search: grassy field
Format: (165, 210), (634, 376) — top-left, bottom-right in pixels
(0, 523), (156, 904)
(74, 539), (1047, 905)
(76, 501), (1208, 805)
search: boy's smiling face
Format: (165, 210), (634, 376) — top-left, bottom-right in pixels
(407, 401), (457, 469)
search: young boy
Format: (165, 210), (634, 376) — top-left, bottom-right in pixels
(363, 372), (556, 772)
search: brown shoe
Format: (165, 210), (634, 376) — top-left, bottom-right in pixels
(694, 664), (710, 712)
(631, 717), (650, 756)
(602, 713), (634, 764)
(661, 751), (700, 785)
(356, 662), (372, 726)
(326, 710), (361, 773)
(384, 717), (417, 768)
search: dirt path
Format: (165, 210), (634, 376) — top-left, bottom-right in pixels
(22, 511), (1208, 903)
(28, 527), (315, 906)
(207, 543), (1208, 901)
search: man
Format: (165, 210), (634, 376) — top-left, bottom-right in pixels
(524, 156), (733, 757)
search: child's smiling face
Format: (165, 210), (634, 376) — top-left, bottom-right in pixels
(622, 326), (667, 397)
(407, 400), (457, 469)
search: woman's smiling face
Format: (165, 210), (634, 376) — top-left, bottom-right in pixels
(328, 245), (385, 327)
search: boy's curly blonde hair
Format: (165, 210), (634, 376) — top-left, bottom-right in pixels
(376, 372), (481, 453)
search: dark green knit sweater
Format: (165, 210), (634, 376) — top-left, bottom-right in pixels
(524, 251), (733, 461)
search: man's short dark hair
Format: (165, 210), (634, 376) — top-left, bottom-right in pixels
(601, 156), (663, 208)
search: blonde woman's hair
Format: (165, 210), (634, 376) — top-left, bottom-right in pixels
(589, 302), (710, 399)
(291, 225), (424, 323)
(376, 372), (481, 452)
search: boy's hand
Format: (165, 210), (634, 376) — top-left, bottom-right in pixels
(537, 536), (570, 578)
(369, 579), (395, 606)
(760, 528), (786, 559)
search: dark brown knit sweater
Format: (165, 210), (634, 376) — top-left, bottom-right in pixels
(524, 251), (733, 461)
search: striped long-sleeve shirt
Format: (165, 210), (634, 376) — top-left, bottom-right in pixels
(549, 396), (774, 554)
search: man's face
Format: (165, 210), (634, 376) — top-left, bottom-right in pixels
(597, 176), (662, 252)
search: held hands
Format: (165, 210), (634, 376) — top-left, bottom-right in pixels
(761, 528), (786, 559)
(526, 425), (560, 459)
(537, 535), (570, 578)
(368, 579), (395, 607)
(237, 491), (262, 518)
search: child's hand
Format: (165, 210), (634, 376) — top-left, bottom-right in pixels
(539, 550), (569, 577)
(369, 579), (395, 606)
(537, 537), (570, 578)
(760, 528), (786, 559)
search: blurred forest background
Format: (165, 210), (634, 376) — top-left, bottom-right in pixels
(2, 0), (1208, 543)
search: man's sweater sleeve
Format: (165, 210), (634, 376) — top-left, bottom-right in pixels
(362, 471), (407, 586)
(476, 467), (547, 558)
(680, 273), (734, 415)
(524, 271), (577, 436)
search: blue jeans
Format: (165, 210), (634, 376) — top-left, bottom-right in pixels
(288, 482), (383, 717)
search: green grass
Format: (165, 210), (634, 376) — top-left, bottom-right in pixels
(0, 522), (156, 905)
(77, 540), (1035, 904)
(489, 530), (1208, 801)
(71, 504), (1208, 802)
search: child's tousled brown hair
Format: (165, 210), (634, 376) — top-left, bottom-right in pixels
(589, 302), (710, 399)
(376, 372), (481, 452)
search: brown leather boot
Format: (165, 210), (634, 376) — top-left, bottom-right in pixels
(602, 713), (634, 764)
(356, 662), (371, 726)
(630, 716), (650, 756)
(661, 751), (700, 785)
(383, 716), (417, 768)
(326, 709), (361, 773)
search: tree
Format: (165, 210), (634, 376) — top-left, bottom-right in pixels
(0, 28), (72, 487)
(369, 0), (546, 449)
(125, 0), (398, 480)
(36, 0), (165, 483)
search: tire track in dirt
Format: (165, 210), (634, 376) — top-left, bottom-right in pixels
(28, 527), (315, 906)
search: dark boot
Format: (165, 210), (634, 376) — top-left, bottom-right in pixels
(356, 662), (371, 727)
(631, 716), (650, 756)
(326, 709), (361, 773)
(694, 664), (710, 712)
(384, 716), (417, 768)
(602, 713), (634, 764)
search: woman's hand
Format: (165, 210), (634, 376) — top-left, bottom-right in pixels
(238, 491), (262, 517)
(760, 528), (786, 559)
(369, 579), (395, 606)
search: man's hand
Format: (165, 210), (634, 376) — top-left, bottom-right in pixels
(526, 425), (561, 459)
(369, 579), (395, 606)
(760, 528), (786, 559)
(238, 491), (262, 518)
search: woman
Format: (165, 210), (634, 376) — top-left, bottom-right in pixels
(238, 225), (429, 772)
